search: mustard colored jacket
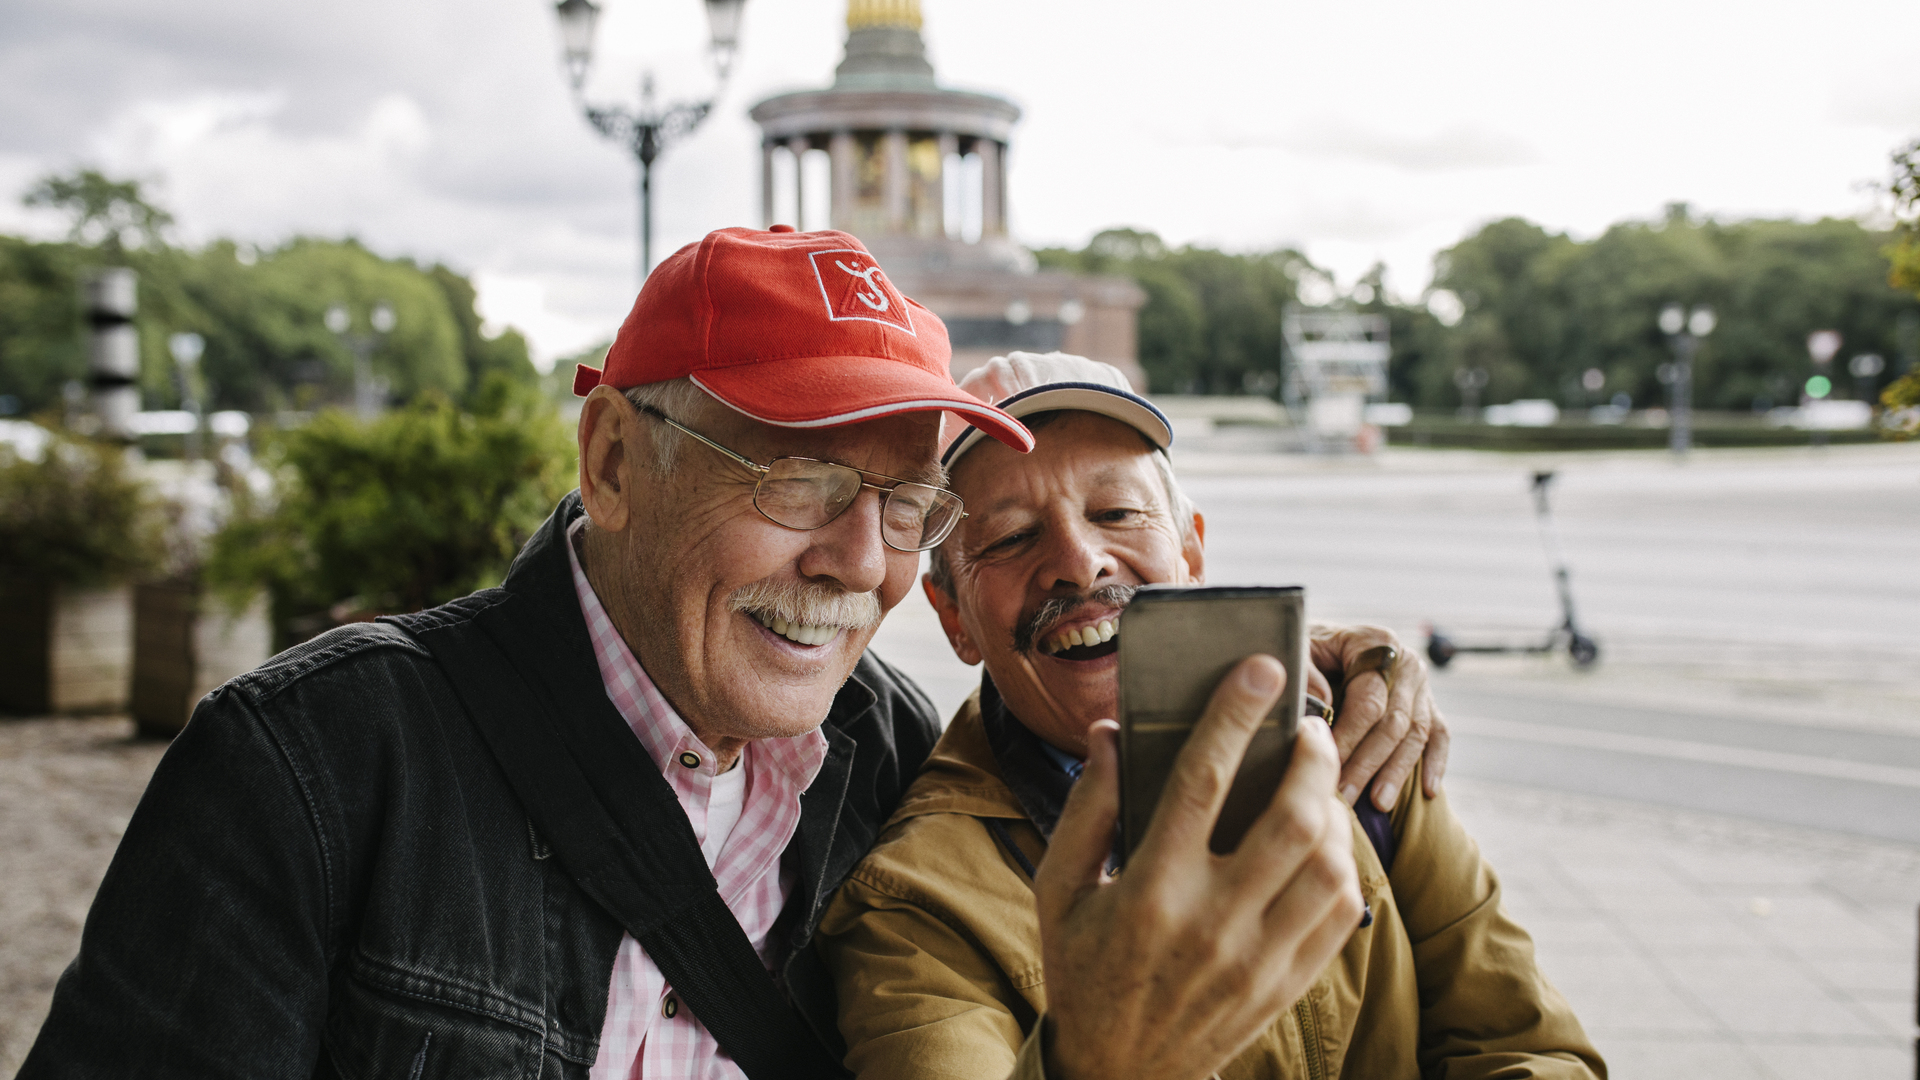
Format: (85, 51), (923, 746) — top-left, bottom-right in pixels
(816, 693), (1605, 1080)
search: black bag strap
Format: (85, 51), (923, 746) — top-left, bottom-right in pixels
(407, 601), (848, 1080)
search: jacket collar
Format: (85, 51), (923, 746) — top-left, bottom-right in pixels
(887, 674), (1075, 837)
(978, 674), (1077, 841)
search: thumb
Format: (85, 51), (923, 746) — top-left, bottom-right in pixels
(1034, 719), (1120, 928)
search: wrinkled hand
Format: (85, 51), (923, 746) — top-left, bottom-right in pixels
(1034, 656), (1364, 1080)
(1310, 624), (1450, 811)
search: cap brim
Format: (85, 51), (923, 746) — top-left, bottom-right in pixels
(692, 355), (1035, 454)
(942, 382), (1172, 466)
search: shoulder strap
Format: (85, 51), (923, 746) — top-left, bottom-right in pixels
(404, 600), (847, 1080)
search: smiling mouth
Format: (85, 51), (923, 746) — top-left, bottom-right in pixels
(747, 610), (840, 647)
(1038, 619), (1119, 661)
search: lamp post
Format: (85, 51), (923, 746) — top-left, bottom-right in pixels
(1849, 353), (1885, 404)
(1453, 366), (1488, 419)
(554, 0), (747, 280)
(168, 332), (205, 460)
(326, 302), (396, 421)
(1658, 303), (1714, 455)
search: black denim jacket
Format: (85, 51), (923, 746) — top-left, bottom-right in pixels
(19, 493), (940, 1079)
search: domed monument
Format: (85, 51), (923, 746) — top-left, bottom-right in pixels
(750, 0), (1145, 385)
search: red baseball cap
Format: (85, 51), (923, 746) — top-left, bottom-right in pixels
(573, 226), (1034, 454)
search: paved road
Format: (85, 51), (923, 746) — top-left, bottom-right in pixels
(870, 441), (1920, 845)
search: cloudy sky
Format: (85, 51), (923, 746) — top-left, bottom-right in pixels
(4, 0), (1917, 366)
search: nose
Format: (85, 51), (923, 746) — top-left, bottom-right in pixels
(1035, 513), (1116, 595)
(796, 486), (889, 595)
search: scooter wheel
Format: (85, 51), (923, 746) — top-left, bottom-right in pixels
(1426, 632), (1456, 669)
(1569, 634), (1599, 667)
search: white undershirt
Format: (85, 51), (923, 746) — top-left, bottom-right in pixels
(700, 758), (748, 868)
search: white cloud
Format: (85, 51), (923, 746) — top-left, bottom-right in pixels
(4, 0), (1919, 361)
(472, 272), (609, 371)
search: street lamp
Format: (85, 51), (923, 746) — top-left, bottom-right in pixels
(1657, 302), (1714, 455)
(326, 302), (396, 421)
(168, 331), (205, 460)
(554, 0), (747, 280)
(1453, 366), (1489, 419)
(1849, 352), (1885, 403)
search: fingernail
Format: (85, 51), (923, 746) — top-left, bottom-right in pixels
(1338, 784), (1360, 806)
(1375, 783), (1397, 809)
(1239, 659), (1282, 695)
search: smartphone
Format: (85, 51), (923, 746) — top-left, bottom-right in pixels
(1116, 585), (1308, 862)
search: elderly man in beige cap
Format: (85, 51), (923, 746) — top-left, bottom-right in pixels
(816, 352), (1602, 1080)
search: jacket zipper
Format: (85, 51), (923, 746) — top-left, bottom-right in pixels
(1294, 996), (1327, 1080)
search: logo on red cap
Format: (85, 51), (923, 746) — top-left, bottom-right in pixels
(807, 249), (915, 336)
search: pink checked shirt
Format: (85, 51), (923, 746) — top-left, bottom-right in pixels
(567, 520), (829, 1080)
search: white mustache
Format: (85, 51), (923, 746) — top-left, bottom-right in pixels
(727, 578), (882, 631)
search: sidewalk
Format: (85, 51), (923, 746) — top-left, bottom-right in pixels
(1451, 777), (1918, 1079)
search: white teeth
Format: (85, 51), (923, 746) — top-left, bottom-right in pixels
(756, 612), (836, 647)
(1039, 620), (1122, 655)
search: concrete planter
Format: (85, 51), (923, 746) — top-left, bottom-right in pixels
(0, 578), (134, 715)
(132, 582), (272, 737)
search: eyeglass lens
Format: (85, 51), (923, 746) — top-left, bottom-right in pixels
(753, 458), (962, 552)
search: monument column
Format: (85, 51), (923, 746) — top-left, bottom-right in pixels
(760, 141), (776, 227)
(787, 137), (810, 230)
(884, 129), (909, 231)
(936, 132), (957, 237)
(979, 139), (1004, 236)
(829, 131), (856, 231)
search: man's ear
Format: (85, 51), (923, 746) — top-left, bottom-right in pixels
(922, 573), (983, 667)
(579, 385), (639, 533)
(1180, 511), (1207, 584)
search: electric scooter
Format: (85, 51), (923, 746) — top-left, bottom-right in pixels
(1426, 470), (1599, 669)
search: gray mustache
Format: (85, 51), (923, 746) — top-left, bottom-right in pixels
(1012, 584), (1138, 654)
(727, 578), (882, 630)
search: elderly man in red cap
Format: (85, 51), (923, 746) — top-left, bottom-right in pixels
(21, 229), (1440, 1080)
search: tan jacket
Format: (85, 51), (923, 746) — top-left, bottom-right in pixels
(816, 694), (1605, 1080)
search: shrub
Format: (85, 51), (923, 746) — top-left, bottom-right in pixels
(206, 376), (576, 620)
(0, 427), (164, 587)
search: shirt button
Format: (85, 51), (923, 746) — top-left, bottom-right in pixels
(662, 996), (679, 1019)
(678, 752), (700, 769)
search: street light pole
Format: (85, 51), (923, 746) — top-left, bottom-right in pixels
(1658, 303), (1715, 455)
(554, 0), (746, 280)
(326, 302), (396, 421)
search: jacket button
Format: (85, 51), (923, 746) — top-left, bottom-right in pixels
(662, 996), (679, 1019)
(678, 752), (700, 769)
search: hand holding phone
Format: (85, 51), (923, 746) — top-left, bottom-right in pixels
(1116, 585), (1308, 859)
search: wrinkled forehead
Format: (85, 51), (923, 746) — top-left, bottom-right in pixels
(949, 410), (1164, 508)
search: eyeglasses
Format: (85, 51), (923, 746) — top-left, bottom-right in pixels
(631, 400), (967, 553)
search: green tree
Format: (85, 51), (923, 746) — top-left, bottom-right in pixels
(23, 168), (173, 260)
(0, 237), (89, 415)
(1405, 207), (1920, 412)
(1038, 228), (1312, 394)
(428, 266), (539, 402)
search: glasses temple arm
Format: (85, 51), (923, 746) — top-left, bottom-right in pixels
(632, 400), (767, 476)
